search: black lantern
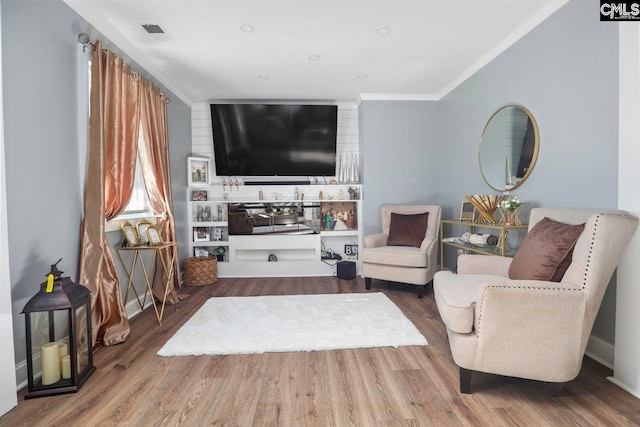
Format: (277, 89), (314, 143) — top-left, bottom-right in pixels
(21, 259), (95, 398)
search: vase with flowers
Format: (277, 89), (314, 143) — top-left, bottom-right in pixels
(499, 197), (524, 225)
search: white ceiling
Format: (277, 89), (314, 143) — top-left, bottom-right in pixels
(63, 0), (569, 106)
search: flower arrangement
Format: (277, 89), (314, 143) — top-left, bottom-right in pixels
(499, 197), (524, 212)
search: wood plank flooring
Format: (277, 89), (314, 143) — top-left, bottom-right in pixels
(2, 277), (639, 426)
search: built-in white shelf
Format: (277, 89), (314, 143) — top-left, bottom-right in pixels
(187, 184), (362, 277)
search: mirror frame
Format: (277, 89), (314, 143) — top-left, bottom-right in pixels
(479, 104), (539, 192)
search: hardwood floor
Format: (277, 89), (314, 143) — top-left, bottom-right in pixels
(2, 277), (639, 426)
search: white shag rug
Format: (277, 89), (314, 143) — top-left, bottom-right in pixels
(157, 292), (427, 356)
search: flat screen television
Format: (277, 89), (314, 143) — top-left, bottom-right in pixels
(210, 104), (338, 177)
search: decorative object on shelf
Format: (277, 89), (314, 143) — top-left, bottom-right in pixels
(213, 247), (226, 261)
(337, 152), (360, 184)
(213, 227), (223, 241)
(192, 190), (207, 201)
(21, 259), (95, 398)
(499, 197), (525, 225)
(460, 232), (472, 243)
(347, 187), (360, 200)
(136, 219), (153, 245)
(486, 234), (499, 246)
(187, 156), (210, 186)
(465, 194), (508, 224)
(222, 178), (227, 191)
(459, 201), (476, 222)
(121, 220), (141, 247)
(195, 205), (213, 222)
(468, 234), (489, 245)
(268, 253), (278, 262)
(146, 225), (164, 246)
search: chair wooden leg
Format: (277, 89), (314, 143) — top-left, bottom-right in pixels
(365, 277), (372, 290)
(417, 285), (426, 299)
(460, 367), (473, 394)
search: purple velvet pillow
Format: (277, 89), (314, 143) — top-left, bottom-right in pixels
(508, 217), (585, 282)
(387, 212), (429, 248)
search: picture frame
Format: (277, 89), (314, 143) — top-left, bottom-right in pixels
(188, 157), (210, 186)
(194, 227), (210, 242)
(194, 247), (209, 257)
(213, 227), (223, 241)
(459, 201), (476, 222)
(136, 219), (153, 245)
(192, 190), (208, 201)
(320, 202), (358, 231)
(121, 221), (141, 247)
(146, 225), (164, 246)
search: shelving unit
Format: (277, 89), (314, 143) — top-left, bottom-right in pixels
(187, 184), (362, 277)
(440, 219), (528, 271)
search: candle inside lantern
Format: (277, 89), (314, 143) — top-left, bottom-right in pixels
(41, 342), (60, 385)
(58, 343), (68, 358)
(61, 355), (71, 379)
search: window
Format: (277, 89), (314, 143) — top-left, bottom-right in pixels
(122, 154), (152, 216)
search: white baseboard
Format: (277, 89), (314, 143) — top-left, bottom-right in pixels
(585, 335), (615, 369)
(607, 376), (640, 399)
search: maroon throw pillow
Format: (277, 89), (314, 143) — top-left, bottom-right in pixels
(508, 217), (585, 282)
(387, 212), (429, 248)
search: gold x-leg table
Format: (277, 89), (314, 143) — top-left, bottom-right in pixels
(116, 242), (178, 325)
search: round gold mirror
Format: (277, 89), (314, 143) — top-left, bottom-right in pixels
(479, 105), (539, 192)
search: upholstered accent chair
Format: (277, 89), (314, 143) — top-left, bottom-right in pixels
(363, 204), (441, 298)
(433, 208), (638, 394)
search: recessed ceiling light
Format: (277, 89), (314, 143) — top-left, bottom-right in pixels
(240, 24), (255, 33)
(357, 74), (368, 79)
(376, 26), (391, 36)
(258, 74), (269, 79)
(308, 54), (321, 62)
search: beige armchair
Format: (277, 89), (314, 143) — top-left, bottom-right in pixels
(363, 204), (441, 298)
(434, 208), (638, 394)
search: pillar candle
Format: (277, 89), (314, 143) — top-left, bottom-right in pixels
(61, 355), (71, 379)
(58, 343), (68, 374)
(58, 343), (68, 358)
(41, 342), (61, 385)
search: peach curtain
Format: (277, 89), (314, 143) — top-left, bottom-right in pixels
(79, 41), (140, 347)
(138, 78), (181, 303)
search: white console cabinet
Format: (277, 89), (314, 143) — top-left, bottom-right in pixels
(187, 184), (362, 277)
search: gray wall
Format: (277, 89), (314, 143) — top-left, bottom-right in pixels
(359, 101), (440, 236)
(1, 0), (191, 370)
(436, 0), (619, 342)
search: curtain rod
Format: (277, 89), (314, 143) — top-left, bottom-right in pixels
(77, 33), (171, 104)
(77, 33), (95, 52)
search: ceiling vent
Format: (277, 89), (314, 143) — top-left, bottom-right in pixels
(142, 24), (164, 34)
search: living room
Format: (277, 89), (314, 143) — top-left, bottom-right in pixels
(1, 0), (639, 424)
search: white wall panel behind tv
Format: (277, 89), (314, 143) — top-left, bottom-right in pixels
(190, 102), (359, 181)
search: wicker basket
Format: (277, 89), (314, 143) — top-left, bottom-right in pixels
(184, 256), (218, 286)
